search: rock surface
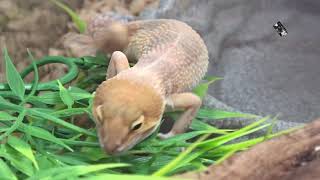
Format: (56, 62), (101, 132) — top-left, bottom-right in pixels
(0, 0), (82, 82)
(140, 0), (320, 128)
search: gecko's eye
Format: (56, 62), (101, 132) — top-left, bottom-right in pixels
(132, 122), (142, 131)
(131, 115), (144, 131)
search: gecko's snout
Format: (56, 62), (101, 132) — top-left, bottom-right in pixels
(99, 127), (130, 155)
(98, 133), (122, 155)
(105, 142), (121, 155)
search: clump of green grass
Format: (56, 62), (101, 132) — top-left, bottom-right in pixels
(0, 48), (281, 179)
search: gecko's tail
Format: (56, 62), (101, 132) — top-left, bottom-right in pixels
(88, 12), (133, 54)
(62, 13), (133, 57)
(62, 32), (97, 57)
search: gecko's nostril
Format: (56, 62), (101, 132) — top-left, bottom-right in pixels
(105, 141), (122, 155)
(105, 146), (117, 155)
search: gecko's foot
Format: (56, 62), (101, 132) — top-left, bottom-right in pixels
(157, 132), (175, 139)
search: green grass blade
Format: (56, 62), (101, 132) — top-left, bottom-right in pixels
(60, 139), (99, 147)
(26, 49), (39, 97)
(0, 159), (18, 180)
(153, 134), (209, 176)
(208, 137), (265, 156)
(0, 145), (35, 177)
(69, 86), (92, 95)
(48, 154), (89, 166)
(0, 95), (7, 103)
(27, 109), (96, 137)
(0, 112), (17, 121)
(190, 119), (229, 134)
(82, 174), (181, 180)
(58, 80), (74, 108)
(215, 149), (237, 164)
(0, 99), (24, 112)
(169, 150), (206, 172)
(70, 91), (94, 100)
(198, 116), (270, 148)
(193, 83), (210, 99)
(21, 124), (73, 151)
(3, 48), (25, 100)
(0, 109), (26, 141)
(197, 108), (257, 119)
(263, 115), (279, 140)
(29, 92), (62, 105)
(29, 90), (92, 105)
(192, 76), (222, 99)
(28, 163), (129, 180)
(50, 0), (87, 33)
(7, 135), (39, 170)
(50, 108), (88, 118)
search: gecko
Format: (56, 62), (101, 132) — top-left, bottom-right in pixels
(86, 13), (209, 155)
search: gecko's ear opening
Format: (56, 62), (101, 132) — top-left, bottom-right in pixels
(95, 105), (104, 123)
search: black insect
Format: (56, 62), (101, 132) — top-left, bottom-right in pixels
(273, 21), (288, 37)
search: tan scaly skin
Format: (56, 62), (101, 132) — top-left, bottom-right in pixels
(87, 14), (209, 155)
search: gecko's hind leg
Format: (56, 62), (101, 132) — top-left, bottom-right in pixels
(158, 93), (202, 139)
(107, 51), (130, 79)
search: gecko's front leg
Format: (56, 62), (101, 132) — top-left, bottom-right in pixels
(107, 51), (130, 79)
(159, 93), (202, 139)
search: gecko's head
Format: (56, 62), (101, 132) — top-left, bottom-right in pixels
(92, 79), (165, 155)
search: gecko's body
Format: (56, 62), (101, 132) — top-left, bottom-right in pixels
(90, 15), (209, 154)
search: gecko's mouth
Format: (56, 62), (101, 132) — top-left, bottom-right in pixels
(100, 134), (141, 155)
(113, 127), (158, 155)
(116, 138), (140, 154)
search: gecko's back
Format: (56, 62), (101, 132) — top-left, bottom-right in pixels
(125, 19), (208, 95)
(90, 18), (209, 96)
